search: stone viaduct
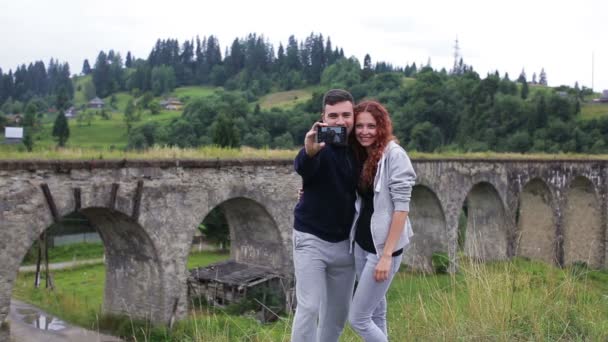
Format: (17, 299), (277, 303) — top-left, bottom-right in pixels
(0, 158), (606, 337)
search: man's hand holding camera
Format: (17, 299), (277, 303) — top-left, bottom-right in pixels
(304, 122), (327, 157)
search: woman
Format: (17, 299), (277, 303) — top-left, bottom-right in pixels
(348, 100), (416, 342)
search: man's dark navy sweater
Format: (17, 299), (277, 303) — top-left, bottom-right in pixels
(293, 145), (359, 242)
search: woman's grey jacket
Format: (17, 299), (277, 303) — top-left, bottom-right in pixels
(349, 140), (417, 255)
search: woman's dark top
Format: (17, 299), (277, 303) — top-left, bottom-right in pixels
(355, 186), (403, 257)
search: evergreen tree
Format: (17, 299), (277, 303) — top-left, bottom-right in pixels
(286, 35), (300, 71)
(93, 51), (111, 97)
(82, 59), (92, 75)
(521, 79), (529, 100)
(535, 95), (548, 128)
(52, 112), (70, 147)
(532, 72), (537, 84)
(125, 52), (133, 68)
(539, 68), (547, 86)
(23, 102), (37, 128)
(55, 87), (69, 111)
(276, 43), (285, 72)
(362, 54), (373, 81)
(325, 37), (335, 65)
(22, 127), (34, 152)
(517, 68), (526, 83)
(124, 99), (136, 133)
(0, 68), (4, 103)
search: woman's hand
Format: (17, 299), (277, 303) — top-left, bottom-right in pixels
(374, 255), (392, 282)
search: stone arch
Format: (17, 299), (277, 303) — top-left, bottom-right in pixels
(404, 185), (448, 273)
(2, 201), (164, 333)
(1, 186), (53, 333)
(198, 197), (286, 271)
(79, 208), (164, 319)
(461, 182), (508, 261)
(516, 178), (557, 264)
(563, 176), (604, 268)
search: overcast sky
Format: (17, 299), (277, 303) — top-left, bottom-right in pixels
(1, 0), (607, 91)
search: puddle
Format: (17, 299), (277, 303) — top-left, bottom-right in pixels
(16, 308), (67, 331)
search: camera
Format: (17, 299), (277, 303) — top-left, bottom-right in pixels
(316, 126), (347, 146)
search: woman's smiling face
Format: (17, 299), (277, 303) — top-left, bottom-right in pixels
(355, 111), (377, 149)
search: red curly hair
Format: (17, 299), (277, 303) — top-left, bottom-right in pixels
(351, 101), (397, 190)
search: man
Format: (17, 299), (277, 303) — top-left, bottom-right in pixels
(291, 89), (358, 342)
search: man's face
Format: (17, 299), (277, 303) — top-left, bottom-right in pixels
(322, 101), (354, 136)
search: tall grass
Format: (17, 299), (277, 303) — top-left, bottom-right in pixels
(384, 258), (608, 341)
(7, 144), (608, 161)
(0, 145), (298, 160)
(12, 255), (608, 341)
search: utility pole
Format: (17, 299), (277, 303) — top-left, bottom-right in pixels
(452, 37), (460, 74)
(592, 51), (595, 91)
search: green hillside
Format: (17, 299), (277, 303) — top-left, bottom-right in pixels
(580, 102), (608, 120)
(1, 84), (322, 152)
(258, 88), (315, 110)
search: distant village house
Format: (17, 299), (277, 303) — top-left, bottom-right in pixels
(600, 90), (608, 103)
(3, 127), (23, 144)
(5, 114), (22, 125)
(88, 97), (105, 109)
(64, 106), (77, 118)
(159, 97), (183, 111)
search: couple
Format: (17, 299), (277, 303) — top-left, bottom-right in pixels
(292, 89), (416, 342)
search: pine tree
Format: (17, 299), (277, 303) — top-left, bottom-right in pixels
(539, 68), (547, 86)
(286, 35), (300, 71)
(52, 112), (70, 147)
(82, 59), (92, 75)
(23, 103), (37, 128)
(124, 99), (136, 133)
(125, 52), (133, 68)
(521, 79), (529, 100)
(362, 54), (373, 81)
(517, 68), (526, 83)
(22, 127), (34, 152)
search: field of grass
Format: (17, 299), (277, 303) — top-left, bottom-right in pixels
(402, 76), (416, 88)
(12, 251), (230, 329)
(580, 102), (608, 120)
(21, 242), (106, 266)
(171, 86), (221, 100)
(258, 89), (314, 110)
(72, 75), (93, 106)
(12, 256), (608, 341)
(0, 145), (298, 160)
(8, 144), (608, 161)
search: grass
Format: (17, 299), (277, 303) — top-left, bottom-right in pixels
(258, 88), (314, 110)
(12, 250), (230, 330)
(12, 255), (608, 341)
(0, 145), (298, 160)
(171, 86), (221, 100)
(21, 242), (106, 266)
(10, 144), (608, 161)
(580, 102), (608, 120)
(72, 75), (93, 106)
(402, 76), (416, 88)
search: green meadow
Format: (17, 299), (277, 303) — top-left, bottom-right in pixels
(12, 254), (608, 341)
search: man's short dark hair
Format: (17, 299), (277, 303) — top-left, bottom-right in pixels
(322, 89), (354, 113)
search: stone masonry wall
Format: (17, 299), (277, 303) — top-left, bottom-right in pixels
(1, 158), (608, 334)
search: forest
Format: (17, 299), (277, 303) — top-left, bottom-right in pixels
(1, 32), (606, 154)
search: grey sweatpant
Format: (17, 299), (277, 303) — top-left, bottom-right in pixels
(291, 230), (356, 342)
(349, 243), (402, 342)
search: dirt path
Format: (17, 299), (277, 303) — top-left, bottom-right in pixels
(18, 258), (105, 273)
(8, 299), (122, 342)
